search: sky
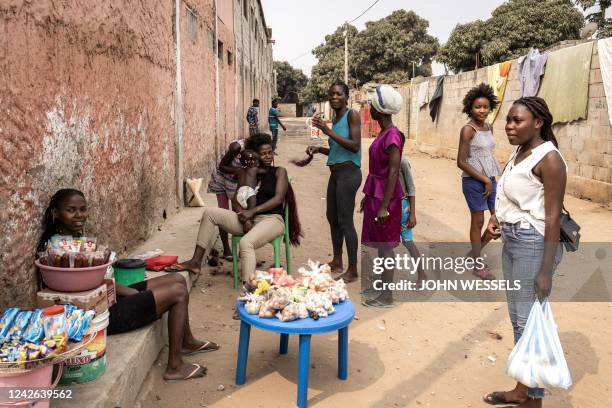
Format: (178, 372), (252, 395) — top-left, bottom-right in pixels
(260, 0), (508, 76)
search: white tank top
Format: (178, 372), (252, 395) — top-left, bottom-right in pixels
(495, 141), (566, 236)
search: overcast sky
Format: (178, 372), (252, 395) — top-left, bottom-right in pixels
(260, 0), (509, 76)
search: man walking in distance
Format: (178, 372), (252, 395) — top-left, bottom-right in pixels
(268, 99), (287, 153)
(247, 99), (260, 136)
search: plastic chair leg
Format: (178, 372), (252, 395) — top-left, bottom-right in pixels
(285, 239), (292, 275)
(279, 333), (289, 355)
(297, 334), (311, 408)
(272, 237), (281, 267)
(232, 237), (240, 289)
(338, 326), (348, 380)
(235, 321), (251, 385)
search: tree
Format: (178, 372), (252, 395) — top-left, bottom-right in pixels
(352, 10), (439, 85)
(437, 0), (584, 73)
(303, 10), (439, 101)
(302, 24), (359, 102)
(575, 0), (612, 38)
(273, 61), (308, 103)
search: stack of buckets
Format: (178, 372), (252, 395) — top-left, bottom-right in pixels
(58, 310), (109, 384)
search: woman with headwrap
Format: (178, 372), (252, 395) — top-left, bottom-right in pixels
(360, 84), (405, 308)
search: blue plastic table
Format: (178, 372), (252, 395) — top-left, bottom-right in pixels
(235, 300), (355, 408)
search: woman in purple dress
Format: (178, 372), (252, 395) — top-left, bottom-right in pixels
(361, 85), (405, 308)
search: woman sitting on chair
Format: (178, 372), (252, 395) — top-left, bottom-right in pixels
(166, 133), (302, 282)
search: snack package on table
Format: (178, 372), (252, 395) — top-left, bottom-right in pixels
(4, 310), (33, 341)
(0, 308), (19, 342)
(276, 302), (309, 322)
(23, 309), (44, 344)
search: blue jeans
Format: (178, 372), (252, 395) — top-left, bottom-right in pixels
(270, 128), (279, 150)
(501, 222), (563, 399)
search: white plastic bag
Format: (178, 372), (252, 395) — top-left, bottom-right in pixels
(506, 300), (572, 389)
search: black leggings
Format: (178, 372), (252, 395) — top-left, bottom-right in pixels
(326, 162), (362, 266)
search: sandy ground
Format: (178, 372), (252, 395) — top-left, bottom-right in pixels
(135, 118), (612, 408)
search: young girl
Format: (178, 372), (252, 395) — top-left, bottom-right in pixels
(307, 80), (362, 283)
(457, 83), (501, 280)
(220, 149), (266, 233)
(37, 189), (218, 382)
(484, 97), (565, 408)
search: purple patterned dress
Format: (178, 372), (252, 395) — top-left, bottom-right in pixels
(361, 126), (405, 248)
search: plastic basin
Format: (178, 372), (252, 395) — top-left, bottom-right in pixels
(35, 260), (112, 292)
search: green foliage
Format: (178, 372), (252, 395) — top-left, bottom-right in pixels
(575, 0), (612, 38)
(303, 10), (439, 102)
(273, 60), (308, 102)
(438, 0), (585, 73)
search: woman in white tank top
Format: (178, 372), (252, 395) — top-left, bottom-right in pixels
(483, 97), (566, 407)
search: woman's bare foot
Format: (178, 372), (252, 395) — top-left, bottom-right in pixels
(335, 266), (358, 283)
(182, 339), (220, 355)
(327, 259), (343, 274)
(163, 363), (207, 381)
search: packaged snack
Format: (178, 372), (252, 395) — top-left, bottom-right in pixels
(42, 306), (68, 339)
(81, 237), (97, 252)
(50, 235), (74, 250)
(0, 308), (19, 341)
(23, 309), (44, 344)
(60, 252), (71, 268)
(37, 252), (49, 266)
(74, 252), (89, 268)
(5, 310), (33, 341)
(67, 309), (94, 342)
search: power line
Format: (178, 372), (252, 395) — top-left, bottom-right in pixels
(348, 0), (382, 24)
(285, 0), (382, 67)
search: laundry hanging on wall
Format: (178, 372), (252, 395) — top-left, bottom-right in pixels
(429, 76), (444, 122)
(518, 48), (548, 97)
(417, 80), (429, 107)
(538, 42), (594, 124)
(487, 60), (512, 122)
(598, 38), (612, 126)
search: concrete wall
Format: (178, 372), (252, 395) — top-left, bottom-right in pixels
(278, 103), (297, 117)
(0, 0), (273, 307)
(403, 40), (612, 204)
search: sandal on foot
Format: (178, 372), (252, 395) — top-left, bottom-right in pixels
(361, 298), (394, 308)
(183, 341), (220, 355)
(163, 363), (206, 383)
(164, 263), (197, 274)
(483, 391), (525, 405)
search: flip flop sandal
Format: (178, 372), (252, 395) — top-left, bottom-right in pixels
(164, 264), (191, 273)
(482, 391), (526, 405)
(223, 255), (233, 261)
(164, 363), (207, 383)
(361, 298), (394, 308)
(183, 341), (220, 355)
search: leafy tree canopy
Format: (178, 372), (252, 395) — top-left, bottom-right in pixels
(303, 10), (439, 101)
(437, 0), (584, 73)
(575, 0), (612, 38)
(273, 60), (308, 103)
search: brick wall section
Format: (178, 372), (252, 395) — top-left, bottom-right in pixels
(399, 40), (612, 205)
(0, 0), (273, 307)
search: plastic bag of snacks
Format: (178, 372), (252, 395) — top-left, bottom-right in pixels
(23, 309), (44, 343)
(39, 236), (111, 268)
(0, 308), (19, 342)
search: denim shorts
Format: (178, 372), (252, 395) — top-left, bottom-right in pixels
(462, 176), (496, 212)
(401, 197), (413, 242)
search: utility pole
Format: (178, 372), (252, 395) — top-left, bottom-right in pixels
(344, 22), (348, 84)
(412, 61), (415, 79)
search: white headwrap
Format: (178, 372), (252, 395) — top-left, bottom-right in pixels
(368, 84), (403, 115)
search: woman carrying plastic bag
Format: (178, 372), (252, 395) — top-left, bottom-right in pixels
(484, 97), (569, 408)
(506, 299), (572, 390)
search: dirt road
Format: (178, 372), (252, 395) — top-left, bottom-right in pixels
(136, 118), (612, 408)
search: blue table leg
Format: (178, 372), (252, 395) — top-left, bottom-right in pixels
(338, 326), (348, 380)
(279, 333), (289, 354)
(297, 334), (311, 408)
(235, 321), (251, 385)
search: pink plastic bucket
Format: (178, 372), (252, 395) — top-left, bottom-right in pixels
(35, 260), (112, 292)
(0, 364), (62, 407)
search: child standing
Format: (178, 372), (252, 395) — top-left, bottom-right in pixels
(399, 157), (426, 285)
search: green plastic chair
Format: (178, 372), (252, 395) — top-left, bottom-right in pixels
(231, 201), (292, 289)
